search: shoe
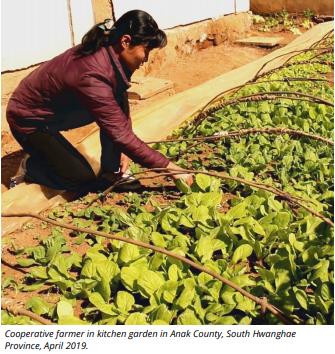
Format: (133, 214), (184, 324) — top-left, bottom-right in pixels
(9, 154), (29, 188)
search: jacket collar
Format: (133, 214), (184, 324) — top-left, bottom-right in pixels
(106, 46), (131, 89)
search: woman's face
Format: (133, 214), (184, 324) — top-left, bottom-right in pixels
(118, 35), (151, 73)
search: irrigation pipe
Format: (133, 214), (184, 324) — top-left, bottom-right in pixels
(2, 212), (296, 325)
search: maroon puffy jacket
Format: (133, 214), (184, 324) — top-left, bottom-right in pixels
(6, 45), (169, 168)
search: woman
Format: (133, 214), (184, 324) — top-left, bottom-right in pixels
(7, 10), (192, 191)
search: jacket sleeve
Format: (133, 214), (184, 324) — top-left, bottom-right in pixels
(73, 71), (170, 168)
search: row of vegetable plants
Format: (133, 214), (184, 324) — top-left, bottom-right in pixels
(2, 32), (334, 325)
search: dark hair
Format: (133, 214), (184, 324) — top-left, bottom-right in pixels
(77, 10), (167, 55)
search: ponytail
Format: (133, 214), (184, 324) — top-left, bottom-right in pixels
(77, 10), (167, 56)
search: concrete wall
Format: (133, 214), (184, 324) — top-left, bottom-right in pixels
(250, 0), (334, 16)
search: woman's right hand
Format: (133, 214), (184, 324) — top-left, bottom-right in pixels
(166, 162), (193, 186)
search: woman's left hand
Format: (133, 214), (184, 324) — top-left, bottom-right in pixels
(120, 153), (131, 174)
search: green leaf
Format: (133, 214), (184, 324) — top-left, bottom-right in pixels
(192, 205), (210, 224)
(125, 313), (148, 325)
(229, 274), (256, 289)
(150, 304), (172, 324)
(274, 212), (291, 228)
(88, 292), (115, 315)
(151, 232), (167, 247)
(51, 254), (69, 278)
(214, 316), (238, 325)
(168, 264), (180, 281)
(29, 266), (48, 279)
(119, 243), (140, 264)
(26, 297), (51, 315)
(176, 286), (195, 309)
(195, 236), (214, 261)
(195, 174), (212, 192)
(162, 281), (179, 303)
(1, 277), (18, 290)
(137, 270), (165, 298)
(225, 202), (247, 220)
(178, 214), (195, 228)
(267, 197), (282, 211)
(81, 259), (97, 278)
(320, 283), (331, 301)
(30, 246), (46, 262)
(251, 219), (266, 236)
(200, 192), (222, 208)
(121, 266), (140, 291)
(177, 309), (201, 325)
(96, 278), (111, 303)
(231, 244), (253, 264)
(311, 260), (329, 282)
(57, 301), (73, 318)
(115, 291), (135, 313)
(294, 289), (308, 310)
(16, 258), (37, 267)
(19, 281), (45, 292)
(236, 297), (255, 313)
(96, 260), (119, 301)
(175, 179), (192, 194)
(275, 270), (290, 292)
(45, 233), (66, 262)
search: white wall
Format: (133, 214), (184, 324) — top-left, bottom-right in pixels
(112, 0), (250, 29)
(1, 0), (94, 71)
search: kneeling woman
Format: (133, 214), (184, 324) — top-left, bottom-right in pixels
(7, 10), (192, 191)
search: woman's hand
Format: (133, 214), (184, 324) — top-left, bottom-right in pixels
(166, 162), (193, 186)
(120, 154), (131, 175)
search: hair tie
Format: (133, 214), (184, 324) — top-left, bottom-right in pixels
(98, 19), (115, 35)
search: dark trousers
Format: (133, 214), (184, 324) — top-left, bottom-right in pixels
(11, 110), (121, 191)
